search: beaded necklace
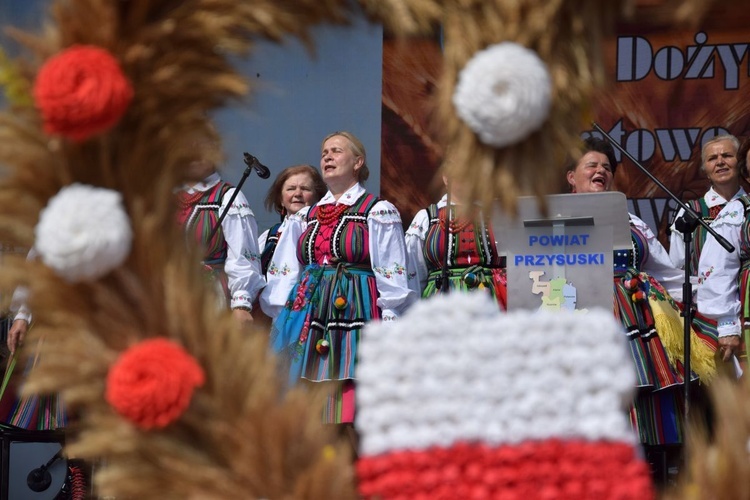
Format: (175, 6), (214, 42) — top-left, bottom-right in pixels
(316, 203), (350, 225)
(438, 207), (473, 234)
(177, 190), (204, 207)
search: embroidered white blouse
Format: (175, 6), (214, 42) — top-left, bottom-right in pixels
(258, 215), (290, 255)
(696, 199), (746, 337)
(259, 216), (290, 283)
(630, 213), (683, 303)
(669, 186), (746, 269)
(180, 172), (265, 310)
(258, 216), (282, 252)
(258, 229), (270, 252)
(259, 183), (416, 320)
(404, 196), (442, 297)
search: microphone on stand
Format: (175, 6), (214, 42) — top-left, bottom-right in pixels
(206, 152), (271, 241)
(243, 152), (271, 179)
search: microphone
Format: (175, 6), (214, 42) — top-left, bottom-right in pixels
(243, 152), (271, 179)
(26, 449), (63, 492)
(206, 152), (270, 241)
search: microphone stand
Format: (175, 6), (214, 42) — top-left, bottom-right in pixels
(440, 179), (452, 294)
(206, 154), (267, 241)
(592, 122), (735, 434)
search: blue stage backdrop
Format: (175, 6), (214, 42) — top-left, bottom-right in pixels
(214, 14), (383, 233)
(0, 1), (383, 235)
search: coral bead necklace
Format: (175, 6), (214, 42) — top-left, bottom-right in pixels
(316, 203), (349, 225)
(439, 207), (473, 234)
(177, 190), (204, 207)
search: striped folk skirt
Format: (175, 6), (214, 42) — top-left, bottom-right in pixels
(270, 264), (379, 424)
(614, 270), (718, 445)
(0, 341), (67, 431)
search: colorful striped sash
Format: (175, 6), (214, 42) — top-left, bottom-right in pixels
(685, 198), (724, 272)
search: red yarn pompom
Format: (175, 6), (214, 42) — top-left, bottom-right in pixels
(105, 338), (205, 429)
(33, 45), (133, 141)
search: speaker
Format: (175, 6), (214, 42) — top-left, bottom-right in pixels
(0, 424), (67, 500)
(0, 315), (9, 347)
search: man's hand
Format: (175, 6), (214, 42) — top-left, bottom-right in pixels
(719, 335), (741, 362)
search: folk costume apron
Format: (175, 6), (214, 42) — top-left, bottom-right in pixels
(270, 193), (380, 423)
(421, 204), (507, 309)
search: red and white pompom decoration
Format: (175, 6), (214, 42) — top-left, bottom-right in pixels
(106, 338), (205, 430)
(453, 42), (552, 148)
(35, 183), (132, 282)
(356, 293), (654, 499)
(33, 44), (133, 142)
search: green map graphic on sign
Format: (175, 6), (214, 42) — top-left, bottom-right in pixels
(529, 271), (579, 311)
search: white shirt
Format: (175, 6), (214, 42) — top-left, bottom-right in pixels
(260, 183), (416, 319)
(696, 198), (746, 337)
(669, 186), (746, 269)
(8, 248), (36, 323)
(630, 213), (684, 303)
(10, 287), (31, 323)
(258, 216), (290, 258)
(181, 172), (265, 309)
(259, 216), (290, 282)
(258, 228), (269, 252)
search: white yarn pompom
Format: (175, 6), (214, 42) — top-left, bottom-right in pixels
(35, 183), (133, 282)
(453, 42), (551, 148)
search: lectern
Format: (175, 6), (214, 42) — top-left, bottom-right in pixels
(494, 192), (631, 311)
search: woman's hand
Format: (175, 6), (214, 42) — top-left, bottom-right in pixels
(719, 335), (741, 362)
(232, 308), (254, 324)
(7, 319), (29, 355)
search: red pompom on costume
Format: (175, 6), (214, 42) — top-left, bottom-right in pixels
(105, 338), (205, 429)
(33, 45), (133, 141)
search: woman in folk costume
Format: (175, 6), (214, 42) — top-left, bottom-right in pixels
(176, 133), (265, 321)
(567, 137), (718, 456)
(669, 135), (746, 273)
(405, 176), (507, 309)
(696, 138), (750, 369)
(255, 166), (326, 332)
(259, 164), (327, 278)
(261, 131), (415, 425)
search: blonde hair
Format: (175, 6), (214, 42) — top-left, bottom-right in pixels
(321, 131), (370, 183)
(701, 134), (739, 169)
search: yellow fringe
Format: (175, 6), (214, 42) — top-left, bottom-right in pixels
(0, 48), (33, 109)
(650, 296), (717, 383)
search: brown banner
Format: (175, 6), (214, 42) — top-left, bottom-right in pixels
(381, 12), (750, 245)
